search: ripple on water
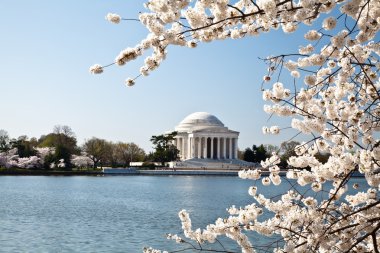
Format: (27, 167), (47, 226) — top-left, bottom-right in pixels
(0, 176), (370, 252)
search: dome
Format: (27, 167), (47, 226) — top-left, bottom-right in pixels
(175, 112), (225, 132)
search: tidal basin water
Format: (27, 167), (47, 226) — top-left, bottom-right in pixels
(0, 176), (368, 252)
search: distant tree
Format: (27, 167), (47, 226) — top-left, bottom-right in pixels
(128, 142), (146, 162)
(82, 137), (109, 169)
(102, 141), (117, 167)
(39, 125), (78, 153)
(264, 144), (279, 156)
(38, 125), (79, 169)
(113, 142), (129, 167)
(150, 131), (179, 166)
(0, 130), (10, 152)
(243, 148), (254, 162)
(144, 152), (155, 162)
(10, 135), (37, 158)
(71, 154), (94, 169)
(53, 146), (72, 168)
(279, 141), (301, 169)
(29, 137), (38, 147)
(243, 145), (270, 163)
(252, 144), (269, 163)
(315, 152), (331, 164)
(53, 125), (75, 138)
(114, 142), (145, 167)
(237, 149), (244, 160)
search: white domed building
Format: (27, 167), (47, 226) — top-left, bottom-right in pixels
(172, 112), (239, 161)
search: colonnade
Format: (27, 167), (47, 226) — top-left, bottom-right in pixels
(175, 136), (238, 160)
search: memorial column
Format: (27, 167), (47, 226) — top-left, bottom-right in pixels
(187, 137), (191, 159)
(229, 138), (232, 159)
(203, 137), (207, 159)
(197, 137), (201, 159)
(234, 138), (238, 159)
(217, 137), (220, 159)
(223, 137), (226, 159)
(211, 137), (214, 159)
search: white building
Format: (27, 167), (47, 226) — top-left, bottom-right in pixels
(172, 112), (239, 161)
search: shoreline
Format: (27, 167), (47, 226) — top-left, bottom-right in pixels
(0, 169), (103, 176)
(0, 169), (365, 177)
(0, 169), (239, 176)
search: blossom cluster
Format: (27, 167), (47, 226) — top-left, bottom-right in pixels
(256, 0), (379, 251)
(91, 0), (379, 85)
(71, 154), (94, 168)
(0, 148), (95, 170)
(0, 148), (53, 169)
(142, 247), (168, 253)
(177, 209), (254, 253)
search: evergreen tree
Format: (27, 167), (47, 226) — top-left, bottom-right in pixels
(150, 131), (179, 166)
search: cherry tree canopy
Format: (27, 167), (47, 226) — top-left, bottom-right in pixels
(92, 0), (379, 252)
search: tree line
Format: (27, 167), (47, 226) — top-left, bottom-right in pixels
(0, 125), (147, 170)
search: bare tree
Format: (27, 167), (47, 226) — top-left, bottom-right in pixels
(0, 129), (10, 152)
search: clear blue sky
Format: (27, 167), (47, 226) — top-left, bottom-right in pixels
(1, 0), (317, 152)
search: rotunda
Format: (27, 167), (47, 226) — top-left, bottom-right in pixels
(172, 112), (239, 160)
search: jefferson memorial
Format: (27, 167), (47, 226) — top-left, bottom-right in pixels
(172, 112), (239, 161)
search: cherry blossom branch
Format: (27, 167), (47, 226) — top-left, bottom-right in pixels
(343, 221), (380, 253)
